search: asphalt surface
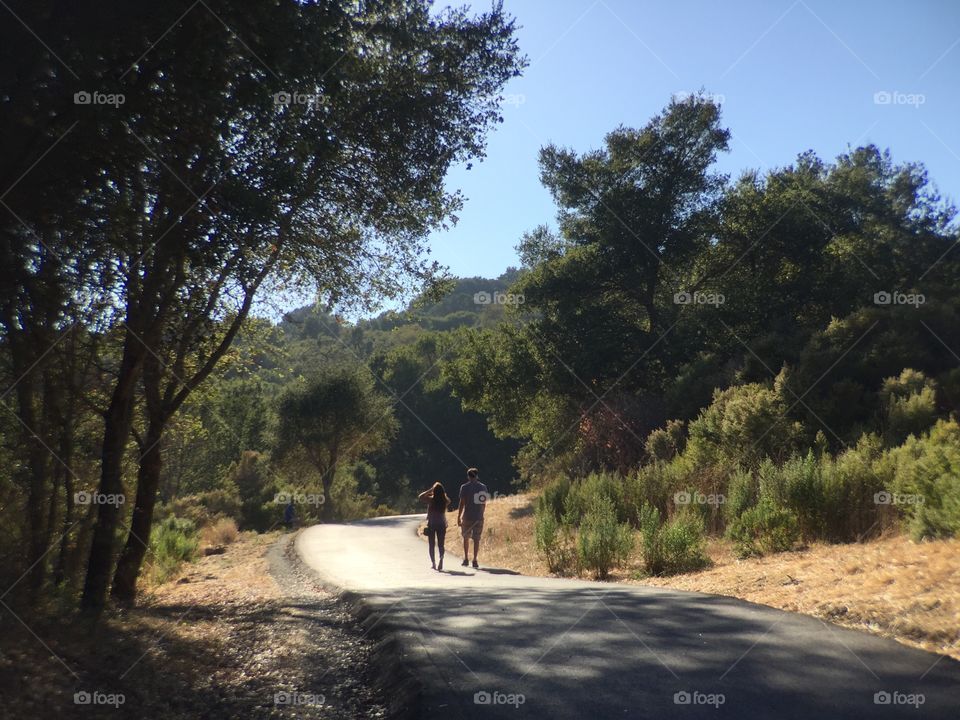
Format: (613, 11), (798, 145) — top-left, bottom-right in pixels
(296, 515), (960, 719)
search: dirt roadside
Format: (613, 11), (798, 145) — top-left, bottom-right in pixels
(0, 531), (413, 719)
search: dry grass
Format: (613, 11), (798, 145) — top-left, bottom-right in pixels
(422, 492), (960, 661)
(199, 516), (240, 549)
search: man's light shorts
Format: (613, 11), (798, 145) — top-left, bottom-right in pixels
(461, 519), (484, 541)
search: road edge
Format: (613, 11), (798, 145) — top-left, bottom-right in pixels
(268, 531), (425, 720)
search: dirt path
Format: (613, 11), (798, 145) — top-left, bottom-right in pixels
(0, 532), (399, 719)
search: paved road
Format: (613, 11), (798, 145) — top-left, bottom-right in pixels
(296, 516), (959, 719)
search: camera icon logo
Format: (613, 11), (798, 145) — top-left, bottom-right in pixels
(74, 691), (91, 704)
(874, 491), (892, 505)
(874, 691), (892, 704)
(273, 91), (292, 106)
(873, 291), (892, 305)
(673, 491), (691, 505)
(74, 491), (91, 505)
(673, 291), (692, 305)
(73, 91), (92, 105)
(474, 691), (492, 705)
(674, 690), (691, 704)
(474, 491), (489, 504)
(873, 91), (892, 105)
(473, 291), (491, 305)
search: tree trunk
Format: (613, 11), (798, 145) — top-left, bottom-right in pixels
(17, 374), (50, 600)
(111, 411), (164, 604)
(80, 336), (144, 611)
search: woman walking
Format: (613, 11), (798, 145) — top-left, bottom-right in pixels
(418, 482), (449, 571)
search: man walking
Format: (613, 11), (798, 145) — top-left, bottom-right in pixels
(457, 467), (487, 569)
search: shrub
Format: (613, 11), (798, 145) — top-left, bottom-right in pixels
(727, 498), (799, 558)
(724, 467), (756, 525)
(201, 517), (239, 547)
(780, 451), (826, 541)
(575, 495), (634, 579)
(535, 502), (576, 575)
(822, 434), (885, 540)
(657, 511), (710, 575)
(638, 502), (710, 575)
(644, 420), (685, 462)
(886, 419), (960, 540)
(562, 471), (628, 527)
(881, 369), (938, 445)
(537, 475), (572, 523)
(685, 374), (806, 471)
(148, 516), (199, 582)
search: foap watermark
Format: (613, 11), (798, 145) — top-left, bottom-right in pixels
(74, 491), (125, 507)
(274, 491), (325, 506)
(873, 90), (925, 108)
(74, 691), (125, 708)
(874, 690), (924, 708)
(274, 691), (325, 706)
(473, 490), (525, 509)
(673, 690), (725, 708)
(673, 90), (725, 105)
(674, 291), (724, 306)
(874, 491), (924, 506)
(273, 91), (323, 109)
(873, 290), (925, 308)
(74, 90), (125, 107)
(474, 690), (525, 708)
(474, 291), (524, 306)
(674, 491), (725, 506)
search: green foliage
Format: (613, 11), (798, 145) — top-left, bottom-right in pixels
(779, 452), (827, 541)
(147, 517), (199, 583)
(883, 374), (938, 446)
(229, 451), (278, 532)
(685, 374), (805, 472)
(637, 503), (710, 576)
(885, 420), (960, 539)
(534, 502), (576, 576)
(537, 475), (572, 523)
(575, 495), (635, 580)
(724, 467), (756, 524)
(644, 420), (686, 462)
(727, 498), (800, 558)
(562, 472), (630, 527)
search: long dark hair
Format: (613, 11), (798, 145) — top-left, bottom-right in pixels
(431, 483), (448, 510)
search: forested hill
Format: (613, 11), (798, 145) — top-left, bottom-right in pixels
(148, 270), (526, 531)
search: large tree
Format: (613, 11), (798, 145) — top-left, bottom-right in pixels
(2, 0), (523, 609)
(274, 368), (397, 519)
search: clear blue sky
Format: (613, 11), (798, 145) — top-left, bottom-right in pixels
(428, 0), (960, 280)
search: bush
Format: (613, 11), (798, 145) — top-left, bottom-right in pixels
(576, 495), (634, 579)
(534, 502), (576, 575)
(537, 475), (572, 523)
(644, 420), (685, 462)
(727, 498), (799, 558)
(886, 419), (960, 540)
(562, 471), (628, 527)
(780, 452), (826, 541)
(684, 374), (806, 471)
(230, 451), (277, 531)
(724, 467), (756, 525)
(881, 369), (938, 445)
(148, 516), (199, 582)
(201, 517), (239, 547)
(638, 502), (710, 575)
(822, 434), (885, 540)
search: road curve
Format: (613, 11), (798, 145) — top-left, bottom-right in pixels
(296, 515), (959, 719)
